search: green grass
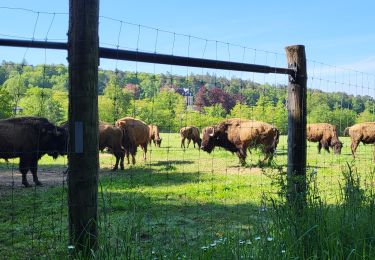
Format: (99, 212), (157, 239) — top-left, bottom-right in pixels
(0, 133), (374, 259)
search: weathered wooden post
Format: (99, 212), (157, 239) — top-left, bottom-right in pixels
(285, 45), (307, 209)
(68, 0), (99, 253)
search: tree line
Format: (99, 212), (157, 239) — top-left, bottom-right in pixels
(0, 61), (374, 135)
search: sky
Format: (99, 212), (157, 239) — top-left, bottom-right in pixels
(0, 0), (374, 96)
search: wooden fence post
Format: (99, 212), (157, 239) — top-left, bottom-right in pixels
(67, 0), (99, 253)
(285, 45), (307, 209)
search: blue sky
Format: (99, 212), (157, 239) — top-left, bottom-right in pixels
(0, 1), (374, 96)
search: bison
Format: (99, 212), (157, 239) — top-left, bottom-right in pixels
(116, 117), (149, 165)
(179, 126), (202, 149)
(149, 124), (162, 147)
(61, 122), (125, 171)
(200, 118), (279, 165)
(306, 123), (343, 154)
(0, 117), (67, 187)
(344, 122), (375, 160)
(99, 123), (126, 171)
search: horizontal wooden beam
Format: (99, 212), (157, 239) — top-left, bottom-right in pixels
(0, 38), (295, 76)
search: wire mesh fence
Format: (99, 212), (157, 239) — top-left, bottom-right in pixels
(0, 6), (374, 259)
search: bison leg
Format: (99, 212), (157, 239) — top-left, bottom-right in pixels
(119, 150), (125, 170)
(236, 149), (247, 166)
(142, 144), (148, 161)
(317, 143), (322, 154)
(19, 157), (31, 187)
(30, 158), (42, 186)
(262, 146), (274, 163)
(351, 140), (360, 159)
(187, 139), (191, 148)
(181, 138), (185, 148)
(112, 155), (120, 171)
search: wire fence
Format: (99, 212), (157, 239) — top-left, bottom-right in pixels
(0, 6), (374, 259)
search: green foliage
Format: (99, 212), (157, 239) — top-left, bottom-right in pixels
(2, 74), (27, 105)
(229, 102), (253, 119)
(0, 88), (13, 118)
(135, 89), (186, 131)
(357, 109), (375, 123)
(18, 87), (64, 123)
(100, 75), (133, 123)
(203, 103), (226, 118)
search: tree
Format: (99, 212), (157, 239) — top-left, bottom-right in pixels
(19, 87), (64, 123)
(102, 75), (132, 122)
(357, 109), (375, 123)
(204, 104), (226, 118)
(0, 88), (12, 118)
(2, 74), (27, 106)
(229, 102), (253, 119)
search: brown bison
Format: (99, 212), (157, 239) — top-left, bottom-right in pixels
(180, 126), (202, 149)
(0, 117), (67, 187)
(200, 118), (279, 165)
(344, 122), (375, 159)
(116, 117), (149, 165)
(306, 123), (343, 154)
(149, 124), (162, 147)
(99, 123), (125, 171)
(61, 122), (125, 170)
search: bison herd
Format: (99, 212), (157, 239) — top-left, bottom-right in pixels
(0, 116), (374, 187)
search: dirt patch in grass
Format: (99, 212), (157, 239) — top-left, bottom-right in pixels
(0, 168), (67, 189)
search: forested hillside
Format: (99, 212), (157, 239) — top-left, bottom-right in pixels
(0, 61), (374, 134)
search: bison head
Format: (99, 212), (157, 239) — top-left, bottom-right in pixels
(156, 138), (162, 147)
(42, 126), (68, 158)
(331, 140), (343, 155)
(200, 127), (216, 153)
(201, 125), (227, 153)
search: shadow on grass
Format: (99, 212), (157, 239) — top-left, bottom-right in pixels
(99, 167), (203, 187)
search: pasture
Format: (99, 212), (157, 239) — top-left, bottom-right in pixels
(0, 134), (374, 259)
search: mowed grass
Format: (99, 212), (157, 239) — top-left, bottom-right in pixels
(0, 133), (374, 258)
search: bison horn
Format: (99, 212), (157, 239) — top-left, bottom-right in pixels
(209, 127), (215, 137)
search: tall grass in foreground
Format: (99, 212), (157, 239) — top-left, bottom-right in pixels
(71, 164), (375, 259)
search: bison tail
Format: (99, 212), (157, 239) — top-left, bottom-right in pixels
(273, 128), (280, 149)
(343, 127), (350, 136)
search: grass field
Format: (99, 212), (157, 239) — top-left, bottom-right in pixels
(0, 134), (374, 259)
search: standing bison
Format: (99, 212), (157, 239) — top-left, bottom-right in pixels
(179, 126), (202, 149)
(99, 123), (125, 171)
(306, 123), (343, 154)
(116, 117), (149, 165)
(61, 122), (125, 171)
(0, 117), (67, 187)
(200, 118), (279, 165)
(149, 124), (162, 147)
(344, 122), (375, 160)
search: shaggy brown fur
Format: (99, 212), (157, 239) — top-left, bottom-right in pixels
(0, 117), (67, 187)
(201, 118), (279, 165)
(345, 122), (375, 160)
(179, 126), (201, 149)
(116, 117), (149, 164)
(306, 123), (343, 154)
(148, 124), (162, 147)
(99, 123), (125, 171)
